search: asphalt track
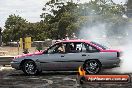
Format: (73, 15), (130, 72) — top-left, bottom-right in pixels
(0, 66), (132, 88)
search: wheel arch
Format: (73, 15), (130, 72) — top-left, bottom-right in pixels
(20, 59), (35, 69)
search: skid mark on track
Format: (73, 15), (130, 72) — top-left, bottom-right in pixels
(34, 79), (53, 88)
(63, 76), (80, 87)
(0, 76), (54, 88)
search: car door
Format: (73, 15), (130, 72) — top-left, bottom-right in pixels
(37, 43), (65, 71)
(84, 43), (101, 61)
(60, 42), (88, 70)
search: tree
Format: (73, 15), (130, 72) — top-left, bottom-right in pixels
(41, 1), (79, 39)
(126, 0), (132, 17)
(2, 14), (50, 43)
(2, 0), (127, 43)
(30, 21), (49, 41)
(2, 14), (28, 43)
(127, 0), (132, 9)
(40, 0), (65, 23)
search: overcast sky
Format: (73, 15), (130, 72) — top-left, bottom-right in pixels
(0, 0), (127, 28)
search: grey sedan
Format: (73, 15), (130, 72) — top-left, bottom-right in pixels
(11, 40), (121, 75)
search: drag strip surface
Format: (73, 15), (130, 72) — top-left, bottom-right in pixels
(0, 66), (132, 88)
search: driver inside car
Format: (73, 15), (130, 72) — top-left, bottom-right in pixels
(57, 43), (65, 53)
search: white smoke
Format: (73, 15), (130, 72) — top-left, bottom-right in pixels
(79, 23), (110, 46)
(78, 20), (132, 73)
(112, 30), (132, 73)
(117, 44), (132, 73)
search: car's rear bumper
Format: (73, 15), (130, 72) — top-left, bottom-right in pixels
(10, 61), (20, 70)
(101, 58), (121, 69)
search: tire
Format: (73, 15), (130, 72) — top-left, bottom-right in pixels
(22, 60), (41, 75)
(83, 60), (101, 74)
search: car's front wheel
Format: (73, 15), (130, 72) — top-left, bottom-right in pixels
(22, 60), (40, 75)
(83, 60), (101, 74)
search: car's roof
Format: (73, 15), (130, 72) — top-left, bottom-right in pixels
(61, 39), (91, 43)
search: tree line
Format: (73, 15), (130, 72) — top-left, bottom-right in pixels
(2, 0), (129, 43)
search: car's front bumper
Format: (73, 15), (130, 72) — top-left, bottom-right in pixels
(10, 61), (21, 70)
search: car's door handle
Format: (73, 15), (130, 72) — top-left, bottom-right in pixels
(61, 55), (64, 57)
(82, 54), (86, 56)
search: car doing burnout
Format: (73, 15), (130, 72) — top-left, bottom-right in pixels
(11, 40), (121, 75)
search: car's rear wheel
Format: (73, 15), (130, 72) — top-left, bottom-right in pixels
(83, 60), (101, 74)
(22, 60), (41, 75)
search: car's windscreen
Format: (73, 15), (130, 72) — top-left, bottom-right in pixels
(90, 41), (109, 50)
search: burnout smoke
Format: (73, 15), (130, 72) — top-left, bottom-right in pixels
(75, 0), (132, 73)
(118, 44), (132, 73)
(78, 21), (132, 73)
(79, 23), (110, 46)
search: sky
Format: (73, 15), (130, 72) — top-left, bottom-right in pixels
(0, 0), (127, 29)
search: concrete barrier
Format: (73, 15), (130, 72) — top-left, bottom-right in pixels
(0, 56), (14, 66)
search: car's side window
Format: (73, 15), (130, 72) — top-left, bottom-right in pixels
(76, 43), (86, 52)
(65, 43), (77, 53)
(47, 44), (58, 54)
(84, 43), (100, 53)
(47, 43), (66, 54)
(65, 42), (85, 53)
